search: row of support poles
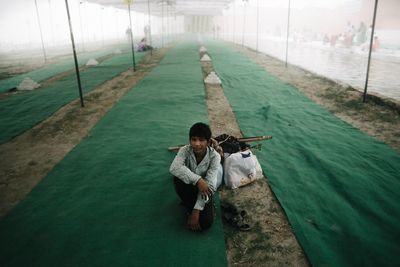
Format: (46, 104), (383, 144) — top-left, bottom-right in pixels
(147, 0), (153, 55)
(127, 1), (137, 71)
(285, 0), (291, 68)
(34, 0), (47, 63)
(363, 0), (379, 103)
(64, 0), (84, 107)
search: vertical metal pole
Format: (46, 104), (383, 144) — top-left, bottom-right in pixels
(114, 9), (119, 41)
(78, 1), (85, 51)
(48, 0), (55, 46)
(65, 0), (84, 107)
(363, 0), (379, 103)
(147, 0), (153, 55)
(256, 0), (259, 52)
(100, 7), (105, 46)
(233, 2), (235, 43)
(166, 3), (169, 43)
(242, 0), (247, 47)
(128, 3), (136, 71)
(34, 0), (47, 62)
(174, 11), (177, 41)
(285, 0), (291, 67)
(162, 1), (164, 47)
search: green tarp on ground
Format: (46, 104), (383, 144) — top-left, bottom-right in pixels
(0, 51), (146, 145)
(0, 40), (227, 267)
(205, 40), (400, 267)
(0, 44), (130, 93)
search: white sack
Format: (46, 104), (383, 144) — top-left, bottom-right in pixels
(200, 54), (211, 62)
(17, 77), (40, 91)
(224, 150), (262, 189)
(204, 71), (222, 84)
(86, 58), (99, 66)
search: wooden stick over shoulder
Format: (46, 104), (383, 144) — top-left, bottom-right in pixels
(237, 135), (272, 142)
(167, 135), (272, 152)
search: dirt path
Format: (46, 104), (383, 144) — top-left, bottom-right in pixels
(0, 48), (169, 219)
(200, 48), (310, 267)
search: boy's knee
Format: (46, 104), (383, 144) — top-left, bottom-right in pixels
(200, 216), (214, 230)
(199, 203), (215, 230)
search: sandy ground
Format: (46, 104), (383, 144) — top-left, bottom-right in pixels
(0, 41), (399, 266)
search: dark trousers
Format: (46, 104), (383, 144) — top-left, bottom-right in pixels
(173, 177), (215, 230)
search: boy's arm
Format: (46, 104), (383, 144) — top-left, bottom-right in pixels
(193, 150), (221, 211)
(204, 150), (221, 192)
(169, 146), (201, 185)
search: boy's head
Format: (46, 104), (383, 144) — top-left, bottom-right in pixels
(189, 122), (211, 156)
(189, 122), (212, 141)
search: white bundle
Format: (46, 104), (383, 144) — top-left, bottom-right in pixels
(86, 58), (99, 66)
(204, 71), (221, 84)
(200, 54), (211, 62)
(199, 46), (207, 52)
(17, 77), (40, 91)
(224, 150), (263, 189)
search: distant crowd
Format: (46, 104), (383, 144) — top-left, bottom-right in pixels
(323, 21), (380, 51)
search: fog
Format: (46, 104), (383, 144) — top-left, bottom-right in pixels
(0, 0), (183, 53)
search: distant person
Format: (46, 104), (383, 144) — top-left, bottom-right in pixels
(356, 21), (367, 45)
(330, 34), (339, 47)
(136, 37), (152, 52)
(125, 27), (132, 42)
(170, 122), (222, 231)
(323, 34), (330, 45)
(372, 36), (380, 51)
(144, 24), (151, 43)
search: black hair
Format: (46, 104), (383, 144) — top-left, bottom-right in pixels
(189, 122), (212, 141)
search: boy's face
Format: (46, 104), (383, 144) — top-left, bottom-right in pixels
(190, 136), (208, 156)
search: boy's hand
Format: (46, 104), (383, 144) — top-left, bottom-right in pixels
(187, 209), (201, 231)
(196, 178), (212, 200)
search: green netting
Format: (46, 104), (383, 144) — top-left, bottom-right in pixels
(0, 51), (147, 145)
(0, 40), (227, 267)
(204, 40), (400, 267)
(0, 44), (131, 93)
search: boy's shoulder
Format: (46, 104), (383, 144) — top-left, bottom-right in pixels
(208, 146), (221, 161)
(177, 144), (192, 155)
